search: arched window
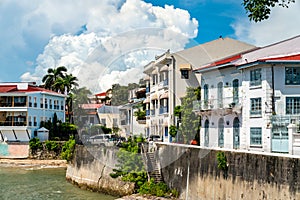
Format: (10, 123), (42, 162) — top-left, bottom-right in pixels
(204, 119), (209, 147)
(233, 79), (239, 104)
(217, 82), (223, 108)
(233, 117), (240, 149)
(203, 84), (209, 109)
(218, 118), (224, 147)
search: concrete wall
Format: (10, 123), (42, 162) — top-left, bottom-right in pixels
(66, 145), (135, 197)
(156, 143), (300, 200)
(0, 142), (29, 158)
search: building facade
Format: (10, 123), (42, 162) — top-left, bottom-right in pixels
(143, 37), (256, 143)
(0, 82), (66, 142)
(195, 35), (300, 155)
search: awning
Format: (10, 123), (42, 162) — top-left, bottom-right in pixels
(151, 93), (158, 100)
(179, 63), (192, 70)
(160, 92), (169, 99)
(151, 69), (158, 74)
(143, 97), (150, 103)
(160, 65), (169, 72)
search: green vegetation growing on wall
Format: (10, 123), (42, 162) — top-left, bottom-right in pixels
(110, 136), (147, 189)
(216, 151), (228, 179)
(110, 136), (178, 197)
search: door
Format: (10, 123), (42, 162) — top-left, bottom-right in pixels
(271, 117), (289, 153)
(233, 117), (240, 149)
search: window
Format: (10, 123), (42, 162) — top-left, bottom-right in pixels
(61, 101), (64, 110)
(250, 127), (262, 146)
(29, 97), (32, 107)
(33, 116), (37, 126)
(181, 70), (189, 79)
(49, 99), (52, 109)
(34, 97), (37, 107)
(250, 98), (262, 116)
(286, 97), (300, 114)
(45, 98), (48, 109)
(113, 118), (118, 127)
(40, 98), (43, 108)
(204, 120), (209, 147)
(152, 74), (158, 85)
(250, 68), (261, 87)
(203, 84), (209, 109)
(217, 82), (223, 108)
(232, 79), (239, 104)
(28, 116), (32, 126)
(285, 67), (300, 85)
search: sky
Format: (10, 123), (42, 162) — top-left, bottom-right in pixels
(0, 0), (299, 92)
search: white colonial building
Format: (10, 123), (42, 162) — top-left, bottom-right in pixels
(143, 37), (256, 142)
(195, 35), (300, 155)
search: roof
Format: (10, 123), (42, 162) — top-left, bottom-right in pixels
(235, 35), (300, 67)
(194, 35), (300, 72)
(194, 54), (243, 72)
(0, 83), (64, 96)
(81, 104), (103, 109)
(174, 37), (257, 69)
(95, 92), (106, 97)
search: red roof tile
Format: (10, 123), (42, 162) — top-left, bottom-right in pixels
(0, 84), (63, 95)
(81, 104), (103, 109)
(95, 92), (106, 97)
(259, 53), (300, 61)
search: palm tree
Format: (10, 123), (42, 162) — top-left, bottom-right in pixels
(42, 66), (67, 91)
(52, 74), (79, 94)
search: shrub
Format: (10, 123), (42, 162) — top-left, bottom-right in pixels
(61, 136), (76, 162)
(45, 140), (59, 152)
(138, 179), (177, 197)
(29, 138), (42, 152)
(216, 151), (228, 179)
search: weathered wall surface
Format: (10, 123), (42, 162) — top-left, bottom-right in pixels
(0, 142), (29, 158)
(156, 144), (300, 200)
(66, 145), (135, 197)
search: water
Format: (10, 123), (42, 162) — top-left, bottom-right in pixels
(0, 167), (116, 200)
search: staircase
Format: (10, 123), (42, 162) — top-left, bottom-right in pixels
(146, 152), (163, 183)
(140, 143), (163, 183)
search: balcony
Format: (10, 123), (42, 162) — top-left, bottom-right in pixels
(193, 97), (242, 115)
(0, 121), (27, 126)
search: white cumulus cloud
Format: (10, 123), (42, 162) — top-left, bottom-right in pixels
(232, 1), (300, 46)
(17, 0), (198, 92)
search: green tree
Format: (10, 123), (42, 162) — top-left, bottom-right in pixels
(42, 66), (67, 91)
(243, 0), (295, 22)
(72, 87), (92, 128)
(179, 87), (201, 144)
(111, 83), (139, 106)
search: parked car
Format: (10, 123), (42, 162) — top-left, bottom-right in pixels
(148, 135), (162, 142)
(86, 134), (114, 146)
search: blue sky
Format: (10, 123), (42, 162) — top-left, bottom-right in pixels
(0, 0), (299, 92)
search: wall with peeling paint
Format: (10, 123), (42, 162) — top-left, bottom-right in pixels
(156, 143), (300, 200)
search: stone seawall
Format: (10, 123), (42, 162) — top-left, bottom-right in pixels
(66, 145), (135, 197)
(156, 143), (300, 200)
